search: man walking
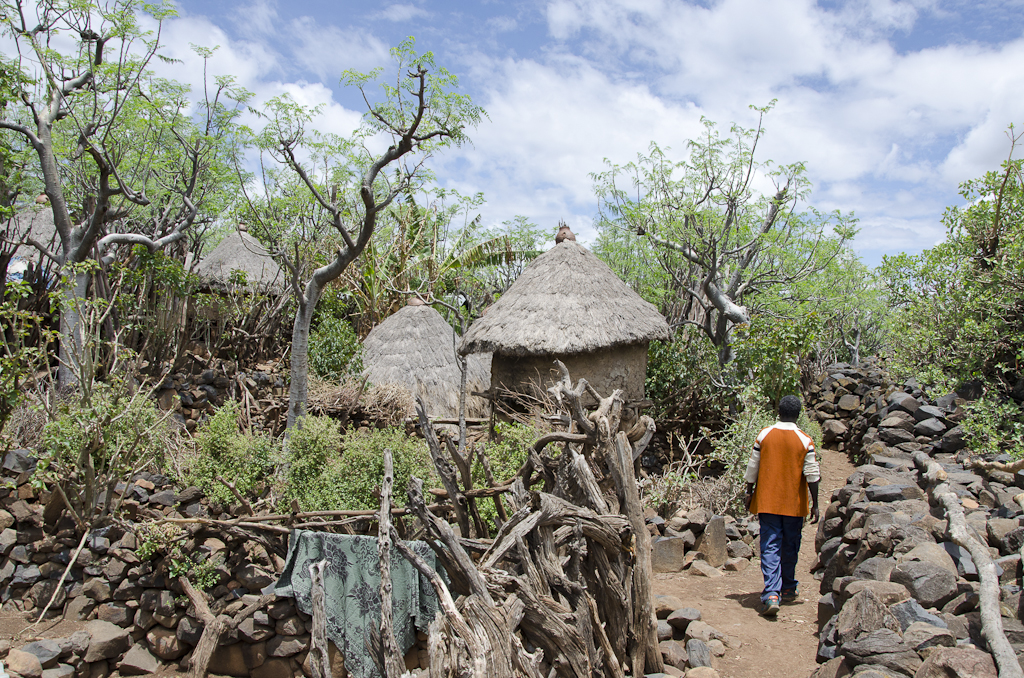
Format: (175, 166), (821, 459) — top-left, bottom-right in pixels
(743, 395), (820, 617)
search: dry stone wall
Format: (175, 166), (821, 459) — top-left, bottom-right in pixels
(809, 365), (1023, 678)
(0, 452), (429, 678)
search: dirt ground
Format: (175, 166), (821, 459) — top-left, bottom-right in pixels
(654, 447), (857, 678)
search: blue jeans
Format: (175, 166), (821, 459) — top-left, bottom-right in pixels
(759, 513), (804, 603)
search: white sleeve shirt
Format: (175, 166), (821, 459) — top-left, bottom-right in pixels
(743, 421), (820, 485)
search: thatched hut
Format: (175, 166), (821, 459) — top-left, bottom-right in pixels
(194, 227), (284, 293)
(459, 233), (670, 404)
(5, 206), (58, 279)
(363, 301), (492, 419)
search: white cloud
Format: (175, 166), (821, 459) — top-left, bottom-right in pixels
(287, 16), (390, 80)
(378, 4), (430, 22)
(136, 0), (1024, 260)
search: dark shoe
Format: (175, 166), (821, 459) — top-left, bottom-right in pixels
(782, 587), (799, 603)
(760, 594), (780, 617)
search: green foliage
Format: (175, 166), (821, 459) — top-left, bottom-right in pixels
(732, 313), (820, 411)
(645, 335), (727, 420)
(135, 522), (220, 590)
(284, 415), (343, 496)
(308, 316), (363, 381)
(471, 422), (534, 531)
(0, 281), (52, 436)
(285, 423), (437, 512)
(881, 132), (1023, 398)
(592, 106), (855, 366)
(961, 397), (1024, 458)
(189, 402), (275, 505)
(37, 381), (171, 519)
(707, 396), (774, 497)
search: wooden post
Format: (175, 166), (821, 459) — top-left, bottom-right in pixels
(377, 448), (406, 678)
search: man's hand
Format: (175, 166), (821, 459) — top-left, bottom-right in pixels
(744, 483), (755, 513)
(809, 480), (820, 523)
(810, 503), (820, 524)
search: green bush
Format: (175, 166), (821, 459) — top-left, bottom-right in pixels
(308, 316), (363, 382)
(40, 385), (169, 477)
(645, 336), (727, 420)
(472, 422), (534, 531)
(285, 414), (343, 494)
(961, 396), (1024, 458)
(188, 402), (275, 505)
(285, 422), (437, 512)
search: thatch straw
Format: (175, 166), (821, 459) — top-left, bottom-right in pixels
(307, 377), (413, 427)
(7, 207), (58, 268)
(459, 240), (670, 356)
(362, 305), (491, 419)
(194, 229), (284, 292)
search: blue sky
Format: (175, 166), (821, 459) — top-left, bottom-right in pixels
(159, 0), (1024, 266)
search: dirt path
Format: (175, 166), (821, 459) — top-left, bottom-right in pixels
(654, 448), (856, 678)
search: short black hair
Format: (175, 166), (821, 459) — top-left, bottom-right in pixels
(779, 395), (802, 421)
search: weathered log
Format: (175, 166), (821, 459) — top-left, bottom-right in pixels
(913, 451), (1023, 678)
(307, 561), (331, 678)
(416, 396), (472, 539)
(609, 428), (663, 674)
(407, 476), (493, 604)
(376, 448), (406, 678)
(180, 579), (272, 678)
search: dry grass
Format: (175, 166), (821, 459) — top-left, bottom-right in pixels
(307, 376), (414, 428)
(2, 397), (47, 450)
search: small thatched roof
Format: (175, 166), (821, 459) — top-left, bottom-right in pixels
(363, 304), (492, 418)
(460, 240), (670, 356)
(195, 229), (284, 292)
(6, 207), (58, 272)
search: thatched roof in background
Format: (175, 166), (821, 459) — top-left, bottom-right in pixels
(460, 240), (670, 356)
(363, 304), (492, 419)
(6, 207), (58, 272)
(195, 230), (284, 292)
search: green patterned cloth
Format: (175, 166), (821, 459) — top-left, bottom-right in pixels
(269, 530), (445, 678)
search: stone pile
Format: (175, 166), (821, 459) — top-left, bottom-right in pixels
(806, 359), (971, 463)
(648, 508), (759, 577)
(811, 450), (1024, 677)
(0, 450), (430, 678)
(150, 355), (288, 435)
(646, 594), (733, 677)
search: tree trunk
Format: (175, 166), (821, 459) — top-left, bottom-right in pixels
(287, 285), (320, 429)
(58, 268), (89, 389)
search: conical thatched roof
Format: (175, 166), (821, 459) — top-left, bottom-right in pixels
(7, 207), (58, 270)
(460, 240), (670, 356)
(195, 229), (284, 292)
(363, 304), (492, 418)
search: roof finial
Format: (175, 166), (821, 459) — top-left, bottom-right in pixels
(555, 219), (575, 244)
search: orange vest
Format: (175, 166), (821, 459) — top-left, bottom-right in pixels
(750, 427), (812, 517)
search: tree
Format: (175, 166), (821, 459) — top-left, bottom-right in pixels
(0, 1), (247, 385)
(881, 126), (1024, 396)
(592, 104), (856, 365)
(240, 38), (483, 429)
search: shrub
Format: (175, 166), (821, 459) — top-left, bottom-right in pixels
(472, 422), (534, 532)
(961, 396), (1024, 458)
(285, 414), (343, 494)
(308, 316), (363, 382)
(286, 423), (437, 512)
(188, 402), (275, 505)
(645, 335), (727, 420)
(37, 382), (173, 523)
